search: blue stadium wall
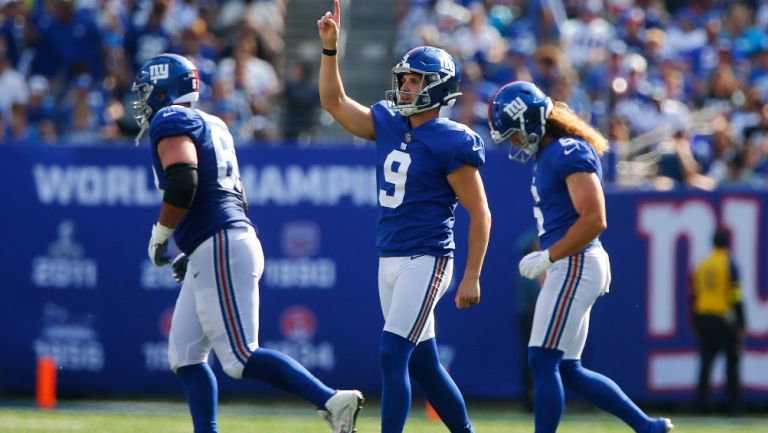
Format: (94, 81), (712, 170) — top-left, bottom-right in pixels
(1, 145), (767, 404)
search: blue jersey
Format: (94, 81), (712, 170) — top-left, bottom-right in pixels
(532, 136), (603, 251)
(371, 101), (485, 257)
(149, 105), (251, 255)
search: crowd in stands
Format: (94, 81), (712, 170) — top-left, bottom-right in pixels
(0, 0), (287, 145)
(396, 0), (768, 188)
(1, 0), (767, 189)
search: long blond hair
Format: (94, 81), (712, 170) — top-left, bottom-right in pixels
(546, 102), (609, 155)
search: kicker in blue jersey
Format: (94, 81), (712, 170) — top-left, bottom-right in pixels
(371, 101), (485, 257)
(319, 35), (490, 433)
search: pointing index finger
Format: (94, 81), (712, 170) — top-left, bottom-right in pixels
(334, 0), (341, 25)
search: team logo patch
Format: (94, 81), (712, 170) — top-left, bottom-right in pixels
(149, 64), (169, 81)
(46, 220), (84, 259)
(281, 221), (321, 258)
(32, 220), (97, 289)
(279, 306), (317, 341)
(503, 96), (528, 121)
(34, 303), (104, 371)
(437, 52), (455, 76)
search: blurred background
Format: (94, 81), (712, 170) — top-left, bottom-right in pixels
(0, 0), (767, 188)
(0, 0), (767, 416)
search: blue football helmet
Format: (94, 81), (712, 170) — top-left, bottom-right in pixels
(487, 81), (553, 163)
(132, 53), (199, 144)
(385, 46), (462, 116)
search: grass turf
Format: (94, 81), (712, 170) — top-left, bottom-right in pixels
(0, 399), (765, 433)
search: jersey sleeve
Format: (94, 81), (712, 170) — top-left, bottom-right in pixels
(371, 101), (397, 136)
(554, 138), (601, 180)
(441, 129), (486, 174)
(149, 106), (204, 147)
(455, 131), (485, 170)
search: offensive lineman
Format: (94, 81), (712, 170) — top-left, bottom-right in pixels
(317, 2), (492, 433)
(487, 80), (674, 433)
(134, 53), (362, 433)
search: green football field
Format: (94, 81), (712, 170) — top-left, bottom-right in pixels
(0, 400), (766, 433)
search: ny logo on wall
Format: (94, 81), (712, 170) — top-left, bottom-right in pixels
(638, 197), (768, 393)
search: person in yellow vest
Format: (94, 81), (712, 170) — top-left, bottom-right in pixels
(691, 228), (745, 415)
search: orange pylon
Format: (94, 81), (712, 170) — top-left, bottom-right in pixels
(36, 356), (57, 410)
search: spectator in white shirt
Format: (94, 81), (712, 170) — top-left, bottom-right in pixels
(0, 39), (28, 121)
(559, 0), (615, 72)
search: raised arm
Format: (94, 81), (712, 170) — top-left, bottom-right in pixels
(317, 0), (375, 140)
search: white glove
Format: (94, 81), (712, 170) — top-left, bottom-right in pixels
(519, 249), (553, 279)
(171, 253), (189, 283)
(148, 223), (173, 266)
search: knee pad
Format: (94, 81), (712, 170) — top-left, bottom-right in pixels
(169, 351), (203, 374)
(168, 340), (210, 374)
(168, 352), (181, 373)
(221, 360), (245, 379)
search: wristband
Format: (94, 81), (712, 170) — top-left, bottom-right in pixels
(322, 48), (337, 56)
(152, 222), (173, 243)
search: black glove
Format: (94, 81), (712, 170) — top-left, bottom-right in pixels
(171, 253), (189, 283)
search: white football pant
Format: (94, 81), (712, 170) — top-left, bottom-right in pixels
(378, 255), (453, 343)
(168, 225), (262, 378)
(529, 246), (611, 360)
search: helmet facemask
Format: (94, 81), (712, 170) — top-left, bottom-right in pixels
(385, 68), (460, 116)
(506, 129), (541, 163)
(131, 82), (154, 146)
(490, 120), (542, 163)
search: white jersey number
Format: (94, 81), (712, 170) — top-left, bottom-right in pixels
(379, 150), (412, 208)
(205, 112), (245, 197)
(531, 181), (545, 236)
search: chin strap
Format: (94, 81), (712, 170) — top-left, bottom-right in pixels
(134, 123), (148, 146)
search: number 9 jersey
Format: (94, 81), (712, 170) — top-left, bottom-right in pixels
(149, 105), (251, 255)
(371, 101), (485, 257)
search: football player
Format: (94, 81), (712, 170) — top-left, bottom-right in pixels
(487, 80), (674, 433)
(317, 2), (491, 433)
(134, 53), (363, 433)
